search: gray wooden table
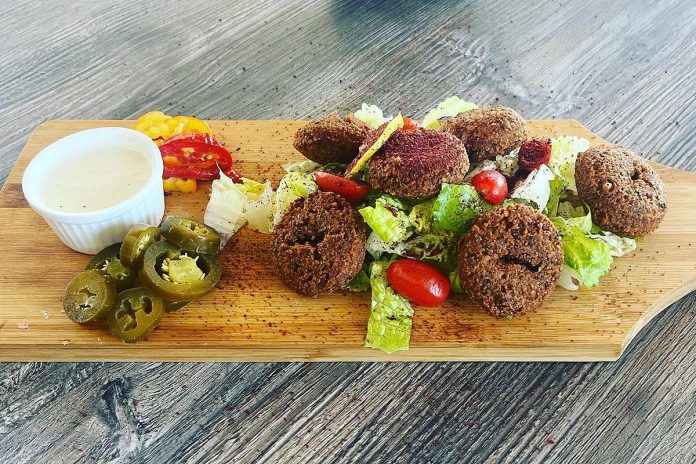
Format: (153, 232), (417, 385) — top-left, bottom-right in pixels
(1, 1), (695, 462)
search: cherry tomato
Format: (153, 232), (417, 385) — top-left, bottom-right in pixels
(471, 170), (508, 204)
(401, 117), (419, 132)
(315, 172), (371, 204)
(386, 259), (450, 307)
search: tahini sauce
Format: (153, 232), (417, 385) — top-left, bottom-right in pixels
(42, 147), (151, 213)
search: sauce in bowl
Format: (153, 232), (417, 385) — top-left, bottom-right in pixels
(42, 146), (152, 213)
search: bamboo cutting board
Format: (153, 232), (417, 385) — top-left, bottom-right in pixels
(0, 119), (694, 362)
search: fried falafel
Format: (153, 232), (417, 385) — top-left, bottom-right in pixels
(458, 204), (563, 318)
(444, 105), (528, 163)
(575, 145), (667, 237)
(293, 114), (370, 164)
(349, 127), (469, 201)
(272, 191), (366, 297)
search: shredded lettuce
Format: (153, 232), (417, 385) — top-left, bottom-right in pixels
(433, 184), (489, 234)
(422, 96), (478, 130)
(364, 261), (414, 354)
(367, 230), (456, 269)
(353, 103), (391, 130)
(589, 231), (637, 257)
(359, 196), (411, 243)
(282, 159), (321, 174)
(548, 136), (591, 195)
(272, 171), (318, 225)
(204, 171), (248, 245)
(553, 217), (613, 288)
(511, 164), (555, 210)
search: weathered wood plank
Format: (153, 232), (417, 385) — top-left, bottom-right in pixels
(0, 0), (695, 462)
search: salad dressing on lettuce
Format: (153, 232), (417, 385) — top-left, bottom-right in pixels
(42, 147), (151, 213)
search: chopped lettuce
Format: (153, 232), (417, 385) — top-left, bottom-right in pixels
(282, 159), (321, 174)
(545, 175), (566, 217)
(359, 196), (411, 243)
(408, 200), (435, 233)
(511, 164), (555, 210)
(449, 270), (466, 295)
(558, 264), (582, 291)
(553, 217), (613, 288)
(243, 180), (274, 233)
(364, 261), (414, 354)
(347, 267), (371, 292)
(422, 96), (478, 130)
(433, 184), (490, 234)
(204, 173), (276, 240)
(272, 171), (318, 225)
(496, 149), (519, 177)
(367, 231), (456, 269)
(204, 171), (248, 244)
(353, 103), (391, 130)
(548, 136), (591, 195)
(589, 231), (637, 257)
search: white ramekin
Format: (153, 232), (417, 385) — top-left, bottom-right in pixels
(22, 127), (165, 254)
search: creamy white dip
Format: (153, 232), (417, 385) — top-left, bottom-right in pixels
(42, 146), (151, 213)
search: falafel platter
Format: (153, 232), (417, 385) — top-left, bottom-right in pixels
(1, 98), (695, 361)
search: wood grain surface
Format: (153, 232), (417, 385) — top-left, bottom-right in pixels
(2, 119), (695, 363)
(1, 0), (695, 462)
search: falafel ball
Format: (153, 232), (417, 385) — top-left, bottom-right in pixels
(444, 105), (528, 163)
(293, 114), (370, 164)
(272, 191), (366, 297)
(575, 145), (667, 237)
(458, 204), (563, 318)
(352, 127), (469, 201)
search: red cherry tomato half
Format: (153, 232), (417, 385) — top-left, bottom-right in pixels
(315, 172), (371, 204)
(471, 170), (508, 204)
(401, 117), (419, 132)
(386, 259), (450, 307)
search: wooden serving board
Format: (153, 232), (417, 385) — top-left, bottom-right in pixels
(0, 119), (694, 362)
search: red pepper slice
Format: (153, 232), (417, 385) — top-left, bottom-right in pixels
(315, 172), (371, 204)
(159, 133), (239, 181)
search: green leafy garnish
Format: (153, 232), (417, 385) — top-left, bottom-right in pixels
(359, 196), (411, 243)
(421, 96), (478, 130)
(433, 184), (490, 234)
(364, 261), (414, 354)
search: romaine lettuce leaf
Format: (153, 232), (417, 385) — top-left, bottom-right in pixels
(353, 103), (391, 130)
(433, 184), (490, 234)
(346, 267), (371, 292)
(359, 196), (411, 243)
(272, 171), (318, 225)
(449, 270), (466, 295)
(282, 159), (322, 174)
(408, 200), (435, 233)
(364, 261), (414, 354)
(422, 96), (478, 130)
(548, 136), (591, 195)
(589, 231), (637, 257)
(244, 180), (274, 234)
(204, 171), (247, 244)
(553, 217), (613, 288)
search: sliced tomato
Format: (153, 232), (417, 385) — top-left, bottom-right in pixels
(315, 172), (370, 204)
(401, 117), (419, 132)
(159, 133), (239, 181)
(386, 259), (450, 307)
(471, 170), (508, 204)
